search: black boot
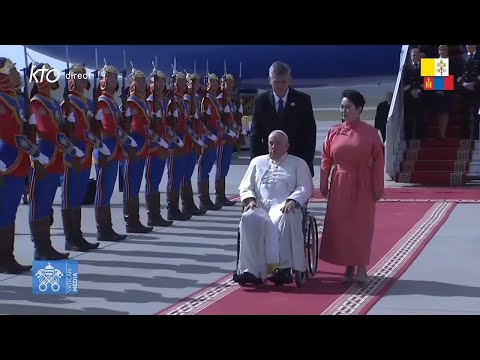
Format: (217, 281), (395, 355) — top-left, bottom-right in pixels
(167, 191), (192, 221)
(198, 180), (222, 211)
(181, 183), (207, 216)
(123, 197), (153, 233)
(95, 205), (128, 241)
(30, 217), (70, 261)
(63, 208), (99, 252)
(145, 192), (174, 227)
(0, 224), (32, 274)
(215, 178), (237, 207)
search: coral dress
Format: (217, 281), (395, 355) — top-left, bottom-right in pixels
(319, 120), (384, 266)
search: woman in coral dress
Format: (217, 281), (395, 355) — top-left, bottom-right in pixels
(319, 90), (384, 284)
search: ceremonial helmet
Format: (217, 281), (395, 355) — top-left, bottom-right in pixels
(98, 61), (119, 95)
(148, 67), (167, 96)
(0, 57), (16, 91)
(0, 57), (15, 75)
(128, 62), (146, 95)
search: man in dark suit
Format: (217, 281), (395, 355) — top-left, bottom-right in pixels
(402, 47), (425, 140)
(374, 91), (393, 144)
(455, 45), (480, 140)
(249, 61), (317, 176)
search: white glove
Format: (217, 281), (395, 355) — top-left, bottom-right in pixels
(87, 110), (94, 119)
(194, 112), (199, 120)
(226, 128), (236, 137)
(73, 146), (84, 158)
(223, 105), (231, 113)
(124, 107), (131, 117)
(28, 114), (37, 125)
(66, 113), (75, 123)
(241, 128), (247, 136)
(206, 107), (211, 115)
(157, 137), (169, 149)
(238, 104), (243, 114)
(172, 109), (179, 118)
(0, 159), (6, 172)
(127, 136), (138, 148)
(95, 109), (103, 121)
(207, 133), (217, 141)
(32, 153), (50, 165)
(98, 143), (111, 156)
(155, 109), (162, 118)
(195, 137), (204, 147)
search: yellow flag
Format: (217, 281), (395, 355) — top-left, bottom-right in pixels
(421, 58), (449, 77)
(421, 59), (435, 77)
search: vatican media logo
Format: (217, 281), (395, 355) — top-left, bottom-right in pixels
(29, 64), (93, 84)
(32, 260), (78, 295)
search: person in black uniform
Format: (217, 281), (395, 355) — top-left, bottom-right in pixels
(374, 91), (392, 144)
(402, 47), (425, 140)
(428, 45), (454, 140)
(455, 45), (480, 140)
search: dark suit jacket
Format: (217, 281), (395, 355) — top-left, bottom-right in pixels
(249, 88), (317, 176)
(374, 100), (390, 142)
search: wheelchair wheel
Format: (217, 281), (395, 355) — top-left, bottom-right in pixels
(306, 214), (319, 277)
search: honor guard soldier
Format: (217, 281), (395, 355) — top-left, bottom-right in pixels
(28, 61), (84, 260)
(93, 62), (129, 241)
(165, 70), (191, 221)
(61, 64), (107, 252)
(121, 65), (154, 233)
(402, 47), (425, 140)
(182, 71), (207, 216)
(197, 73), (222, 211)
(215, 73), (237, 207)
(455, 45), (480, 140)
(145, 66), (173, 227)
(0, 58), (45, 273)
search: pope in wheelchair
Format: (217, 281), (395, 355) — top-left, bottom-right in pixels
(233, 130), (314, 286)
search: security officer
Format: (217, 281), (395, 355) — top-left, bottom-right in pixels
(402, 47), (425, 140)
(455, 45), (480, 140)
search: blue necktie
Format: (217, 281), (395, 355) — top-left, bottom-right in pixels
(277, 99), (284, 114)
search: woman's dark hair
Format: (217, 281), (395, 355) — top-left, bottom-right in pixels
(341, 89), (366, 110)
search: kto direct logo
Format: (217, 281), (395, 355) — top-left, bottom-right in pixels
(29, 64), (92, 83)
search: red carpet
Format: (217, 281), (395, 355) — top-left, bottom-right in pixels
(312, 187), (480, 202)
(159, 201), (455, 315)
(396, 94), (475, 186)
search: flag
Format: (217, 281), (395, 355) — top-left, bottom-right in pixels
(423, 75), (454, 90)
(421, 58), (449, 77)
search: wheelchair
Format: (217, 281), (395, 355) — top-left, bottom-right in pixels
(233, 202), (319, 288)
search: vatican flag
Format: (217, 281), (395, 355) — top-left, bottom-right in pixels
(421, 58), (449, 77)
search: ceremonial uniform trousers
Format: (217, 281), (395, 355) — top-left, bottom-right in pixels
(166, 135), (191, 221)
(0, 93), (31, 228)
(214, 133), (236, 207)
(144, 141), (173, 227)
(119, 129), (153, 233)
(180, 141), (205, 216)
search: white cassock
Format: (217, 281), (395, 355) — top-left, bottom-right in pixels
(237, 153), (314, 280)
